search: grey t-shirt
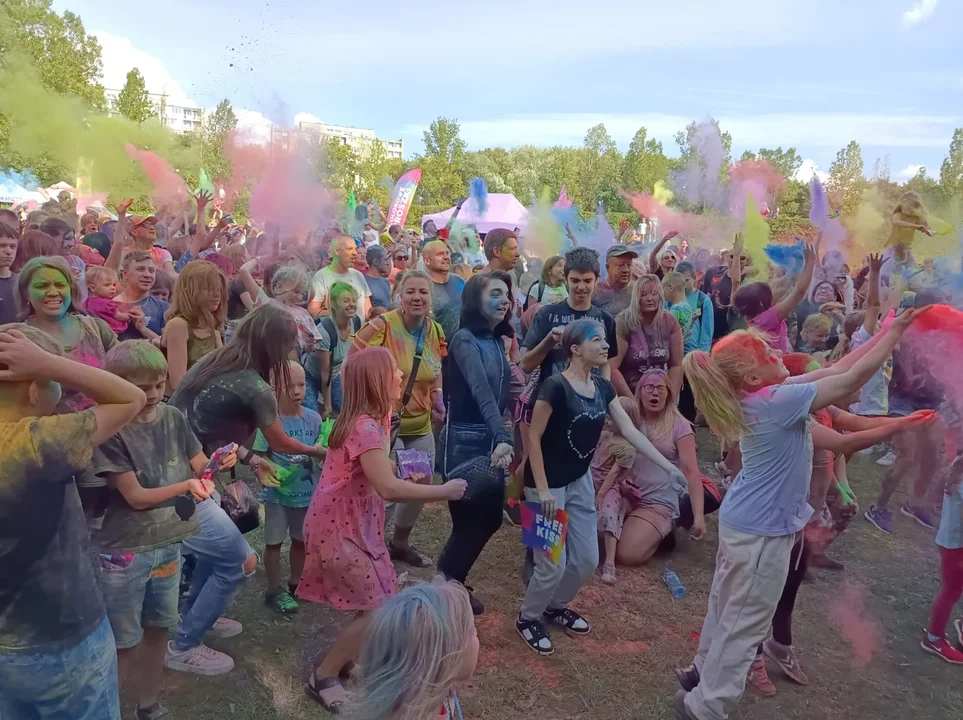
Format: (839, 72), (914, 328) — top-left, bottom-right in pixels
(91, 405), (203, 554)
(317, 317), (358, 381)
(170, 363), (278, 455)
(431, 275), (466, 343)
(366, 275), (392, 310)
(0, 410), (105, 654)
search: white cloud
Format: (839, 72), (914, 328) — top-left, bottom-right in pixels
(404, 112), (961, 153)
(896, 164), (938, 179)
(903, 0), (938, 27)
(94, 31), (196, 107)
(294, 113), (322, 126)
(793, 160), (830, 184)
(233, 109), (274, 145)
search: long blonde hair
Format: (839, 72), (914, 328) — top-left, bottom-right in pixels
(681, 329), (772, 444)
(165, 260), (228, 331)
(636, 368), (685, 442)
(349, 581), (475, 720)
(621, 274), (665, 332)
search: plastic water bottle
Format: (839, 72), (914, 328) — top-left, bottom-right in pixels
(662, 568), (687, 599)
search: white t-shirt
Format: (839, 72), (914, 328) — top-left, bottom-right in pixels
(848, 326), (891, 416)
(310, 266), (371, 321)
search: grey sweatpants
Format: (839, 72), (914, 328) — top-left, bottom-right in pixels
(520, 472), (599, 622)
(685, 523), (794, 720)
(385, 433), (436, 530)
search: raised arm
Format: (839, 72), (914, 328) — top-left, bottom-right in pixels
(809, 308), (927, 411)
(774, 243), (816, 320)
(444, 198), (465, 232)
(238, 257), (263, 301)
(648, 231), (677, 274)
(104, 198), (133, 272)
(811, 412), (927, 455)
(862, 253), (884, 335)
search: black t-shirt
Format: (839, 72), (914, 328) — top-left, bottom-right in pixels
(701, 266), (733, 340)
(227, 278), (249, 320)
(169, 363), (278, 455)
(525, 374), (616, 488)
(521, 300), (617, 404)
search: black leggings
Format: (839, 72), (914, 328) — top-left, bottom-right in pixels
(437, 486), (505, 584)
(679, 376), (697, 423)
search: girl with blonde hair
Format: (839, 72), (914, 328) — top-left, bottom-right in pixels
(347, 581), (478, 720)
(161, 261), (227, 391)
(673, 307), (929, 720)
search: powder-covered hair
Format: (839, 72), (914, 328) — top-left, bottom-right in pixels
(622, 274), (666, 333)
(17, 256), (84, 318)
(349, 581), (474, 720)
(635, 367), (685, 442)
(329, 281), (359, 313)
(219, 244), (247, 275)
(166, 260), (228, 331)
(329, 347), (396, 449)
(801, 313), (831, 335)
(0, 322), (63, 357)
(267, 263), (309, 299)
(105, 339), (168, 379)
(681, 329), (773, 444)
(732, 281), (774, 320)
(781, 352), (819, 377)
(663, 271), (685, 291)
(561, 317), (605, 361)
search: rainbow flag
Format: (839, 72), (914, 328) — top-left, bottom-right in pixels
(385, 169), (422, 227)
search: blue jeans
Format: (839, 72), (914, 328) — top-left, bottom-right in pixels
(303, 372), (320, 412)
(0, 616), (120, 720)
(331, 374), (343, 413)
(174, 496), (254, 652)
(437, 423), (503, 584)
(101, 544), (182, 649)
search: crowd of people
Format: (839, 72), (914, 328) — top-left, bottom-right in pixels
(0, 186), (961, 720)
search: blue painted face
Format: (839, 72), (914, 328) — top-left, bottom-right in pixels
(481, 280), (510, 326)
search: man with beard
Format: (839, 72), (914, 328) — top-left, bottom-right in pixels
(115, 251), (168, 341)
(591, 246), (638, 315)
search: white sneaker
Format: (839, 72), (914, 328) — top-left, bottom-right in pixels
(208, 617), (243, 639)
(165, 642), (234, 675)
(876, 451), (897, 466)
(858, 444), (882, 456)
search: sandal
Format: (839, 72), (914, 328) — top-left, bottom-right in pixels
(388, 542), (428, 568)
(515, 615), (554, 656)
(543, 607), (591, 636)
(339, 661), (363, 683)
(305, 670), (345, 714)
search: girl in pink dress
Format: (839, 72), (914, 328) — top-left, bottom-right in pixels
(298, 346), (467, 714)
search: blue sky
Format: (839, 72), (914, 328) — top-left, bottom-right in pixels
(54, 0), (962, 181)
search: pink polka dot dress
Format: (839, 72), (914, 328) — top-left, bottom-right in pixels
(297, 415), (397, 611)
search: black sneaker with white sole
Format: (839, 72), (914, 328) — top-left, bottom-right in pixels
(516, 615), (554, 655)
(543, 607), (591, 636)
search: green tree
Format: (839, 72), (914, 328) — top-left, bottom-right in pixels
(777, 179), (810, 217)
(576, 123), (623, 210)
(738, 147), (802, 180)
(422, 117), (466, 163)
(0, 0), (106, 110)
(674, 119), (732, 170)
(115, 68), (152, 123)
(622, 126), (670, 194)
(940, 128), (963, 201)
(318, 138), (358, 192)
(827, 140), (865, 215)
(201, 99), (237, 178)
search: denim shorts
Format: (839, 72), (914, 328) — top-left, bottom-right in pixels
(100, 544), (182, 649)
(0, 616), (120, 720)
(263, 502), (308, 545)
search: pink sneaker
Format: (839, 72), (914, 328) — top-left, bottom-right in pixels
(165, 642), (235, 675)
(921, 634), (963, 664)
(746, 654), (776, 697)
(208, 617), (243, 639)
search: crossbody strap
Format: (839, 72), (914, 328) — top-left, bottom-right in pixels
(401, 321), (427, 409)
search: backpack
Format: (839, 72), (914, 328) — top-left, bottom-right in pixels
(317, 315), (362, 385)
(522, 280), (546, 312)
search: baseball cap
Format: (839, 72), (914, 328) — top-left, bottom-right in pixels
(606, 245), (638, 260)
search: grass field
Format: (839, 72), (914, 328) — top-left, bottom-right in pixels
(150, 430), (963, 719)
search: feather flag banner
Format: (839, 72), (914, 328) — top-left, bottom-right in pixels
(385, 169), (422, 227)
(468, 177), (489, 216)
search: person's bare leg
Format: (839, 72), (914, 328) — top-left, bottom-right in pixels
(116, 645), (136, 696)
(912, 422), (944, 506)
(391, 525), (413, 549)
(135, 627), (168, 709)
(876, 431), (915, 510)
(310, 612), (371, 705)
(264, 543), (282, 592)
(603, 532), (618, 567)
(289, 540), (306, 588)
(615, 518), (664, 567)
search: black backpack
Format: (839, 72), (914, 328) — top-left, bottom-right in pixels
(522, 280), (546, 312)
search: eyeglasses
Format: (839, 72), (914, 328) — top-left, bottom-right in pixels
(640, 383), (668, 393)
